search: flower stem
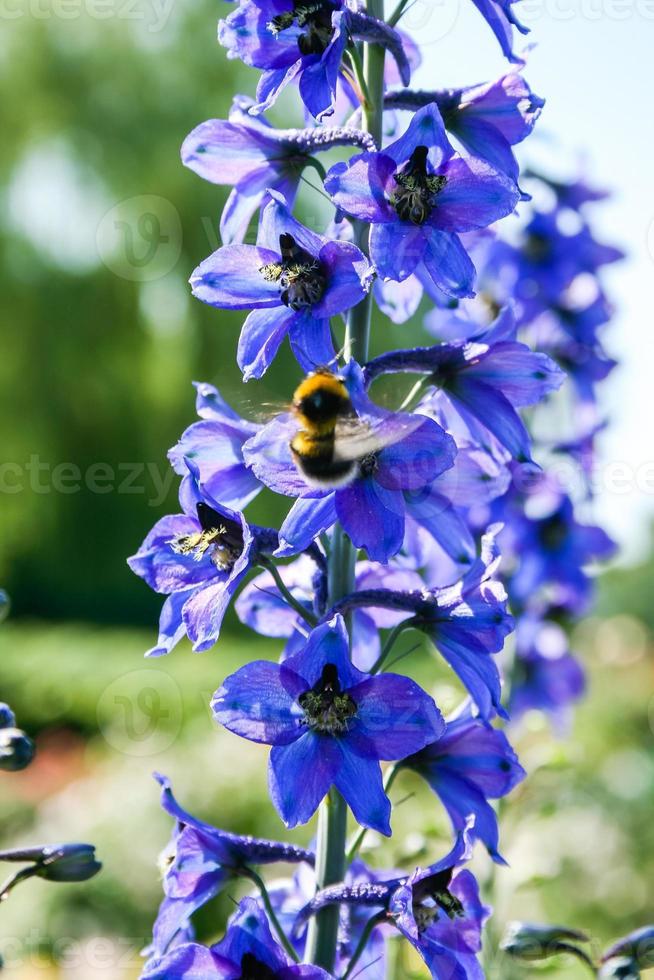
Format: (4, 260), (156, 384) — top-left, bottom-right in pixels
(306, 7), (387, 970)
(369, 621), (410, 674)
(245, 867), (300, 963)
(305, 788), (348, 971)
(341, 911), (387, 980)
(257, 556), (318, 628)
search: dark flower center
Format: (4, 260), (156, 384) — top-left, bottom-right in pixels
(537, 511), (568, 552)
(359, 452), (379, 478)
(170, 502), (244, 571)
(390, 146), (447, 225)
(239, 952), (277, 979)
(298, 662), (357, 735)
(523, 231), (551, 263)
(412, 869), (465, 933)
(268, 2), (336, 56)
(260, 233), (327, 311)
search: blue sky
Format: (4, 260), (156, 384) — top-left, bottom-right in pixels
(396, 0), (654, 561)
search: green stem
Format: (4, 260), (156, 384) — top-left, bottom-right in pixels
(305, 788), (348, 971)
(306, 5), (387, 969)
(388, 0), (415, 28)
(345, 763), (401, 863)
(369, 621), (411, 675)
(341, 911), (387, 980)
(257, 557), (317, 628)
(246, 867), (300, 963)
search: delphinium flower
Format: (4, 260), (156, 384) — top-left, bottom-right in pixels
(468, 0), (529, 63)
(385, 71), (544, 191)
(363, 305), (565, 464)
(218, 0), (411, 120)
(235, 552), (425, 668)
(168, 381), (262, 510)
(401, 705), (526, 862)
(149, 773), (314, 957)
(329, 525), (514, 720)
(243, 359), (458, 563)
(128, 461), (278, 654)
(497, 477), (615, 609)
(143, 896), (331, 978)
(212, 615), (444, 833)
(129, 0), (628, 973)
(325, 103), (520, 296)
(295, 828), (489, 978)
(190, 192), (374, 380)
(182, 96), (377, 244)
(509, 609), (586, 726)
(269, 859), (392, 979)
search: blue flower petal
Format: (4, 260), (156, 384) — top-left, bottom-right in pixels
(269, 733), (339, 828)
(212, 661), (304, 745)
(238, 306), (298, 381)
(190, 245), (281, 310)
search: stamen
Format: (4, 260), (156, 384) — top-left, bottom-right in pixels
(390, 145), (447, 225)
(267, 3), (335, 56)
(299, 663), (357, 735)
(260, 234), (327, 312)
(170, 504), (244, 572)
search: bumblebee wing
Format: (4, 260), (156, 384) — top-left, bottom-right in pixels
(332, 414), (422, 464)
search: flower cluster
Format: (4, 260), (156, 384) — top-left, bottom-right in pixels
(129, 2), (621, 977)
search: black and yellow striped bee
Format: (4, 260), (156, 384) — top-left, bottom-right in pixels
(289, 368), (414, 489)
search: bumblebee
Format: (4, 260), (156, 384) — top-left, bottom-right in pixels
(289, 369), (411, 489)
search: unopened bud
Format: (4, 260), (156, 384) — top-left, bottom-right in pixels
(599, 957), (640, 979)
(501, 921), (589, 961)
(34, 844), (101, 883)
(603, 927), (654, 970)
(0, 704), (16, 729)
(0, 727), (35, 771)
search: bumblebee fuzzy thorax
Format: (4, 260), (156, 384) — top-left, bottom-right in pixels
(291, 370), (351, 435)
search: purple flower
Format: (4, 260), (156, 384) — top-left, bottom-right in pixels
(325, 104), (519, 297)
(127, 462), (277, 654)
(469, 0), (529, 63)
(235, 554), (424, 669)
(168, 382), (262, 511)
(269, 859), (391, 979)
(297, 829), (489, 979)
(150, 774), (314, 957)
(190, 192), (374, 380)
(510, 611), (586, 724)
(218, 1), (410, 120)
(498, 481), (615, 608)
(143, 896), (331, 979)
(386, 73), (544, 189)
(329, 525), (514, 721)
(211, 615), (445, 834)
(488, 209), (624, 310)
(243, 360), (458, 563)
(402, 706), (526, 863)
(182, 97), (377, 244)
(365, 306), (565, 464)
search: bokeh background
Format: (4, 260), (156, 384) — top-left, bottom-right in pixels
(1, 0), (653, 976)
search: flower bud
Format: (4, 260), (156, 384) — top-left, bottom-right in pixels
(599, 958), (640, 979)
(603, 927), (654, 970)
(501, 921), (589, 961)
(0, 703), (16, 729)
(34, 844), (101, 883)
(0, 727), (35, 771)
